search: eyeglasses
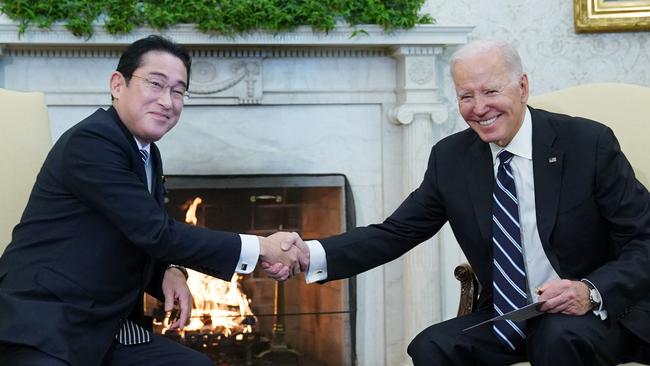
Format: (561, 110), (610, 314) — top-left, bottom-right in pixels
(130, 74), (189, 103)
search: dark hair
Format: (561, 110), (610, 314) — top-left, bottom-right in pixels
(116, 35), (192, 88)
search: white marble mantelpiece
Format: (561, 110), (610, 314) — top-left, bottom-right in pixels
(0, 15), (472, 365)
(0, 14), (470, 46)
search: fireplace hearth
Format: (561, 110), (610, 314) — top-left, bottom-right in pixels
(146, 174), (355, 366)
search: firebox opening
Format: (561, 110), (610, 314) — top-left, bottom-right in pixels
(146, 174), (356, 366)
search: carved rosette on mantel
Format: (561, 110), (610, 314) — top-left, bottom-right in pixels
(0, 14), (472, 366)
(390, 46), (448, 126)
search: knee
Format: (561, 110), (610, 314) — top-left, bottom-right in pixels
(528, 314), (608, 364)
(408, 333), (432, 365)
(532, 316), (590, 349)
(407, 331), (429, 360)
(408, 327), (449, 366)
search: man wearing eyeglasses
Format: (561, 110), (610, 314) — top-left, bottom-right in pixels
(0, 35), (304, 366)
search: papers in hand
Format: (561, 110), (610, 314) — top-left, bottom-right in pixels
(462, 301), (546, 333)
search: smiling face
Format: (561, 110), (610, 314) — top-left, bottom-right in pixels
(110, 50), (188, 144)
(452, 50), (529, 147)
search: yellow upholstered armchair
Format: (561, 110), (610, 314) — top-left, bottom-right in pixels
(455, 83), (650, 366)
(529, 83), (649, 187)
(0, 88), (51, 254)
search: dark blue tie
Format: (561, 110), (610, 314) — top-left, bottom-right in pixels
(139, 148), (149, 165)
(492, 150), (527, 351)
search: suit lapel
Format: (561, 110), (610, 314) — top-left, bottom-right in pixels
(530, 108), (563, 270)
(465, 134), (494, 244)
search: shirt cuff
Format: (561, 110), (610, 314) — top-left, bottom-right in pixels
(236, 234), (259, 274)
(305, 240), (327, 283)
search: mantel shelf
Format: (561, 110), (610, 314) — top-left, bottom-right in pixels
(0, 14), (472, 49)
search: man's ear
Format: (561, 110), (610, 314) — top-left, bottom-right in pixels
(519, 73), (529, 103)
(109, 72), (124, 100)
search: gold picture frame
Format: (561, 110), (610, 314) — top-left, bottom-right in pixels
(574, 0), (650, 32)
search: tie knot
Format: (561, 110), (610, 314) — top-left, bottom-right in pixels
(497, 150), (514, 164)
(139, 149), (149, 165)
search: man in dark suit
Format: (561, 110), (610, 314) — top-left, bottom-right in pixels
(0, 35), (302, 366)
(272, 39), (650, 365)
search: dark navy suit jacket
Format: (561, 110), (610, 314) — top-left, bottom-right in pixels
(320, 107), (650, 347)
(0, 107), (241, 366)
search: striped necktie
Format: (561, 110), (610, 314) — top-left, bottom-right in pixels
(139, 148), (149, 165)
(116, 319), (151, 345)
(492, 150), (528, 351)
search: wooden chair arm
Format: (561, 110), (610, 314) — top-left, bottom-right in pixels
(454, 263), (479, 317)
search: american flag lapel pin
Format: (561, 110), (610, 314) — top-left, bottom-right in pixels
(548, 157), (557, 164)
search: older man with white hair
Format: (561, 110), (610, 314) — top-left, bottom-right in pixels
(272, 39), (650, 365)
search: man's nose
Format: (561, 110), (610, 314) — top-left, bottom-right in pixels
(472, 95), (488, 115)
(157, 87), (173, 108)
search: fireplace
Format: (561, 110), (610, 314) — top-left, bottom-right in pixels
(147, 174), (355, 366)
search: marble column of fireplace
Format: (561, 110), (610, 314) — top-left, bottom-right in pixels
(0, 15), (472, 365)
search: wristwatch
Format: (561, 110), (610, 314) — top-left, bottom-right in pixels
(168, 264), (189, 280)
(581, 280), (602, 309)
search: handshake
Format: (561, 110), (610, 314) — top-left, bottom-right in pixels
(258, 232), (310, 281)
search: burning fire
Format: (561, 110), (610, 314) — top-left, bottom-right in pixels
(162, 197), (256, 337)
(184, 197), (202, 225)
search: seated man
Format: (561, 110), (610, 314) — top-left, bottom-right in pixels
(272, 39), (650, 365)
(0, 35), (302, 366)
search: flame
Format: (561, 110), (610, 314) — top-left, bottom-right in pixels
(184, 270), (254, 336)
(161, 197), (255, 336)
(184, 197), (202, 225)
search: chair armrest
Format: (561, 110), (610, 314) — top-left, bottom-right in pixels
(454, 263), (479, 317)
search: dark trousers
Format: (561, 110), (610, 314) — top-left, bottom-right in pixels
(408, 309), (636, 366)
(0, 335), (212, 366)
(0, 343), (69, 366)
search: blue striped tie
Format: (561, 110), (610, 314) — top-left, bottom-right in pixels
(492, 150), (527, 351)
(139, 149), (149, 165)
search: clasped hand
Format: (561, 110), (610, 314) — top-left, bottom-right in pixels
(258, 232), (309, 281)
(536, 279), (592, 315)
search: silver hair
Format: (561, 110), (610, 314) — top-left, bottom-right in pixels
(450, 39), (523, 83)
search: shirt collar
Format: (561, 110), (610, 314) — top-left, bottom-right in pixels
(489, 107), (533, 165)
(134, 138), (151, 155)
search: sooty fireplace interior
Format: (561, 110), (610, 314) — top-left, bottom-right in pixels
(146, 174), (356, 366)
